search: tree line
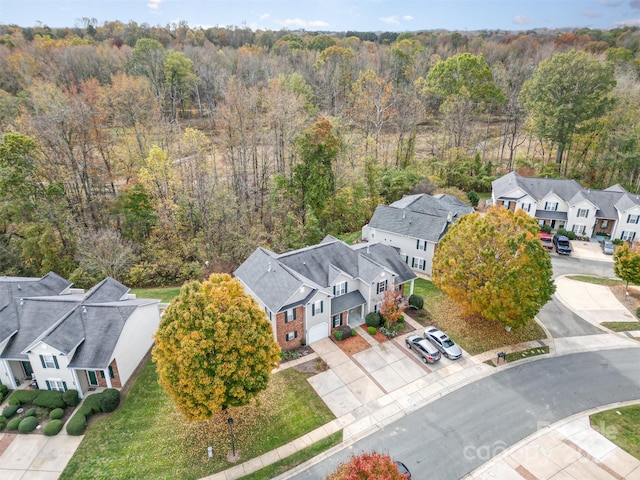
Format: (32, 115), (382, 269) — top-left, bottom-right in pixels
(1, 23), (639, 286)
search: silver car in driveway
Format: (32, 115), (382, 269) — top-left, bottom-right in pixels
(405, 334), (441, 363)
(424, 327), (462, 360)
(601, 239), (615, 255)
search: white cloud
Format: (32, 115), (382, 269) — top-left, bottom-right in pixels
(583, 10), (601, 18)
(260, 13), (270, 21)
(147, 0), (163, 10)
(403, 15), (413, 21)
(513, 15), (530, 25)
(614, 17), (640, 26)
(379, 15), (400, 25)
(280, 18), (330, 28)
(598, 0), (622, 6)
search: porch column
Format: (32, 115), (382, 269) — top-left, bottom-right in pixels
(409, 279), (415, 296)
(104, 370), (112, 388)
(2, 360), (17, 389)
(71, 369), (84, 399)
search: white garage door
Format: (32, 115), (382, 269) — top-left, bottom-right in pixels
(308, 322), (329, 344)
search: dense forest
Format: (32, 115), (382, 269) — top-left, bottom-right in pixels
(1, 21), (640, 287)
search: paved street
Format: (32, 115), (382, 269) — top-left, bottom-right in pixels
(289, 348), (640, 480)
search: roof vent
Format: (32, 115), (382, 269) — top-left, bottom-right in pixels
(19, 298), (24, 306)
(17, 284), (21, 290)
(402, 211), (406, 219)
(268, 262), (271, 272)
(82, 306), (87, 314)
(366, 245), (370, 254)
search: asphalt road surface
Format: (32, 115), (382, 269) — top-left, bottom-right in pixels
(290, 348), (640, 480)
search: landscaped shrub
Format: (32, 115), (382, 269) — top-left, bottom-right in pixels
(24, 407), (37, 417)
(2, 404), (19, 418)
(408, 294), (424, 310)
(18, 416), (39, 433)
(6, 417), (21, 431)
(49, 408), (65, 420)
(367, 326), (376, 335)
(333, 330), (343, 341)
(0, 384), (8, 396)
(63, 389), (80, 407)
(351, 328), (357, 336)
(66, 412), (87, 436)
(9, 389), (38, 405)
(44, 419), (63, 436)
(33, 390), (66, 409)
(636, 307), (640, 318)
(365, 312), (381, 328)
(0, 420), (5, 430)
(540, 224), (552, 234)
(80, 394), (102, 416)
(98, 388), (121, 413)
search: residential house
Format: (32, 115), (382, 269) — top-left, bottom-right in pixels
(492, 172), (640, 241)
(361, 193), (474, 275)
(0, 273), (160, 398)
(234, 236), (417, 349)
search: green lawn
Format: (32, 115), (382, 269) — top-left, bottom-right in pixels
(601, 322), (640, 332)
(591, 404), (640, 460)
(336, 231), (362, 245)
(411, 278), (547, 355)
(131, 286), (182, 303)
(240, 431), (343, 480)
(566, 275), (624, 287)
(61, 361), (335, 480)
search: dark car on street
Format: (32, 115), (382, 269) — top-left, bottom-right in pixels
(553, 234), (572, 255)
(405, 334), (441, 364)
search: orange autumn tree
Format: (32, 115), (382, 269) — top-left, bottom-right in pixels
(326, 452), (410, 480)
(152, 273), (281, 420)
(379, 288), (405, 327)
(432, 206), (555, 329)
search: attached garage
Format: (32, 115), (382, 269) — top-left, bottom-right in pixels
(307, 322), (329, 344)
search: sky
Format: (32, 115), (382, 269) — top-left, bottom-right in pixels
(2, 0), (640, 32)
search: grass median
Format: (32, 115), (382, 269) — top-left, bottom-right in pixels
(591, 404), (640, 460)
(61, 360), (335, 480)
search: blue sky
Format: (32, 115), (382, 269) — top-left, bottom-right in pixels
(2, 0), (640, 31)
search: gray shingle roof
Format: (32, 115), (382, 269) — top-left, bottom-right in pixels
(368, 205), (449, 242)
(331, 290), (366, 315)
(578, 190), (626, 219)
(84, 277), (129, 303)
(355, 243), (417, 284)
(534, 210), (568, 221)
(0, 272), (71, 310)
(492, 171), (583, 202)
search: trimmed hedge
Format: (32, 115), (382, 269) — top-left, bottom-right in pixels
(63, 389), (80, 407)
(0, 384), (8, 396)
(44, 419), (63, 436)
(18, 416), (39, 433)
(333, 330), (343, 341)
(2, 404), (19, 418)
(6, 416), (21, 431)
(50, 408), (65, 420)
(33, 390), (66, 409)
(408, 294), (424, 310)
(24, 407), (37, 417)
(66, 412), (87, 436)
(0, 420), (5, 431)
(365, 312), (381, 328)
(368, 326), (376, 335)
(98, 389), (121, 413)
(9, 389), (38, 405)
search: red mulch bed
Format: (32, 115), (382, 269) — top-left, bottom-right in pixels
(333, 334), (371, 356)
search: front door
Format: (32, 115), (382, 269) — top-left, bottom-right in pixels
(87, 370), (98, 386)
(21, 361), (33, 377)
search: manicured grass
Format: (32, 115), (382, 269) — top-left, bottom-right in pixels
(61, 361), (334, 480)
(414, 279), (547, 355)
(566, 275), (624, 287)
(336, 231), (362, 245)
(601, 322), (640, 332)
(240, 431), (343, 480)
(484, 346), (549, 366)
(591, 404), (640, 460)
(130, 286), (182, 303)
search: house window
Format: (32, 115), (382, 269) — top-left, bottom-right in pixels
(521, 203), (531, 212)
(99, 366), (115, 379)
(627, 214), (639, 224)
(333, 282), (347, 296)
(572, 224), (586, 235)
(46, 379), (67, 392)
(40, 354), (59, 369)
(416, 239), (427, 251)
(284, 308), (296, 323)
(577, 208), (589, 218)
(376, 280), (388, 294)
(622, 231), (636, 241)
(312, 300), (323, 316)
(285, 331), (298, 342)
(544, 202), (558, 211)
(601, 220), (609, 228)
(332, 313), (343, 328)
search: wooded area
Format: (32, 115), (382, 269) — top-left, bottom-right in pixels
(1, 22), (639, 286)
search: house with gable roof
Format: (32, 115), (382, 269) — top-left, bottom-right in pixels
(361, 193), (474, 275)
(491, 172), (640, 241)
(234, 236), (416, 348)
(0, 273), (160, 398)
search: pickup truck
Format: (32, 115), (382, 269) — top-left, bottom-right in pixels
(538, 232), (554, 251)
(553, 234), (572, 255)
